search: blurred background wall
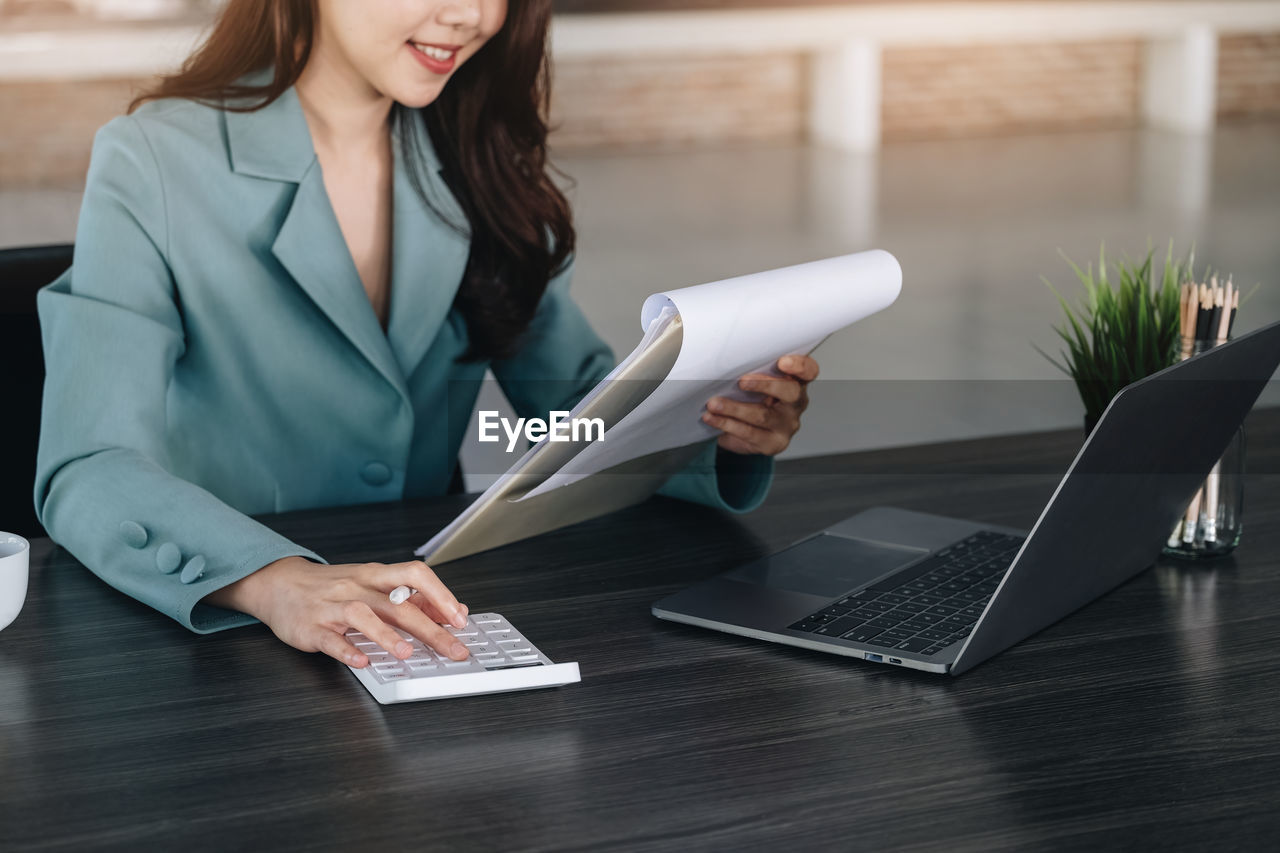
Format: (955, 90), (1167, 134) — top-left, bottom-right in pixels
(4, 1), (1280, 185)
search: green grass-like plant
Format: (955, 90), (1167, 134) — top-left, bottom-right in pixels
(1036, 244), (1187, 431)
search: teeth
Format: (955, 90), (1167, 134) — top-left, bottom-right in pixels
(413, 44), (454, 61)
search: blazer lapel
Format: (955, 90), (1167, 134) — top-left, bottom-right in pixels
(386, 112), (471, 378)
(225, 86), (409, 402)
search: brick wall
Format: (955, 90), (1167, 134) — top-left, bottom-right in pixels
(1218, 33), (1280, 119)
(881, 40), (1143, 140)
(549, 53), (807, 148)
(0, 78), (151, 188)
(3, 33), (1280, 187)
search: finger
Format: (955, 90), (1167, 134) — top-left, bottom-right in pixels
(410, 594), (468, 626)
(717, 431), (763, 456)
(341, 600), (415, 660)
(706, 396), (781, 431)
(777, 354), (820, 383)
(316, 629), (369, 668)
(737, 375), (803, 405)
(383, 600), (470, 661)
(387, 561), (466, 629)
(703, 410), (788, 456)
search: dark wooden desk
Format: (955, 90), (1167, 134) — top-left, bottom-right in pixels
(4, 411), (1280, 851)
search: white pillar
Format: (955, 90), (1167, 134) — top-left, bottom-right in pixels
(810, 39), (882, 152)
(1143, 25), (1219, 134)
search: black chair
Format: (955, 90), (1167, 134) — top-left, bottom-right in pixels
(0, 244), (72, 540)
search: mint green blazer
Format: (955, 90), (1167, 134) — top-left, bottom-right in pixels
(35, 86), (772, 633)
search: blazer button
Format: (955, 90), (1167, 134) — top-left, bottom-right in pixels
(361, 461), (393, 486)
(118, 521), (149, 549)
(180, 555), (206, 584)
(156, 542), (182, 574)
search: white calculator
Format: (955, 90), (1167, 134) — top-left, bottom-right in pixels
(344, 612), (581, 704)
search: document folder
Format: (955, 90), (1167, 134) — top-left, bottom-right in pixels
(418, 249), (904, 564)
(421, 314), (696, 564)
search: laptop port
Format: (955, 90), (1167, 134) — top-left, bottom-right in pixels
(864, 653), (883, 662)
(889, 657), (903, 665)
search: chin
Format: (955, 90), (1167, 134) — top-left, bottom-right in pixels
(388, 80), (449, 110)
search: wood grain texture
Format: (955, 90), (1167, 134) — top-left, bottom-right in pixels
(3, 410), (1280, 851)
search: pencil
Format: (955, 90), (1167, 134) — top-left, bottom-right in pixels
(1179, 282), (1196, 360)
(1195, 283), (1213, 342)
(1182, 488), (1202, 545)
(1215, 280), (1232, 345)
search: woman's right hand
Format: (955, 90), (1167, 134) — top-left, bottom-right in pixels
(205, 557), (471, 668)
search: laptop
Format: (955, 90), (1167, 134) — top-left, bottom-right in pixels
(653, 319), (1280, 675)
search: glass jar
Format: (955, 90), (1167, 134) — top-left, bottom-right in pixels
(1163, 425), (1245, 559)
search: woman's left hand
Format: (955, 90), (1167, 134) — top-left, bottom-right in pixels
(702, 354), (819, 456)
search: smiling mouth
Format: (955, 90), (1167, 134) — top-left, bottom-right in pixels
(411, 43), (458, 61)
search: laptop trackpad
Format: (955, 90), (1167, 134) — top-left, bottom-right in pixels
(725, 534), (927, 599)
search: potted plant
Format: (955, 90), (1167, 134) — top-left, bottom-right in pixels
(1036, 245), (1186, 434)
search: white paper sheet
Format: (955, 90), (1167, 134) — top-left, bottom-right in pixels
(415, 250), (901, 558)
(517, 249), (902, 499)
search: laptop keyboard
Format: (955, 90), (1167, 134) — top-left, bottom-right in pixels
(789, 531), (1025, 656)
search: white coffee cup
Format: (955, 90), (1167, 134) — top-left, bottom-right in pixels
(0, 532), (30, 632)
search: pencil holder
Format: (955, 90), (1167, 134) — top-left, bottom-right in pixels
(1163, 425), (1245, 559)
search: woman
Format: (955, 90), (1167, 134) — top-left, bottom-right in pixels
(35, 0), (818, 670)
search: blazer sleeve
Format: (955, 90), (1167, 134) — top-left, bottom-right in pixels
(488, 260), (773, 512)
(34, 115), (324, 634)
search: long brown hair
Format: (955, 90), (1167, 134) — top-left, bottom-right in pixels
(131, 0), (573, 362)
